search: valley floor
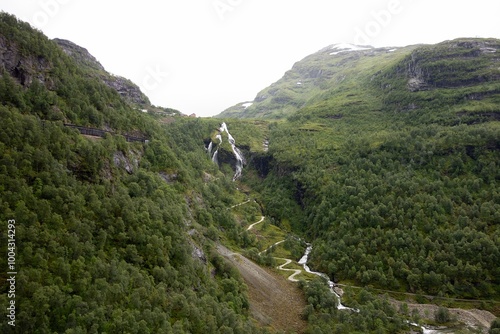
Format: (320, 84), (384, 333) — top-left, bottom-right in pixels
(219, 202), (498, 333)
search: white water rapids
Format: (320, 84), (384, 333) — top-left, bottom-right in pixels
(299, 245), (357, 311)
(206, 122), (245, 181)
(300, 245), (450, 333)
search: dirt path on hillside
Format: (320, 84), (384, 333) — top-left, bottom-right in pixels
(230, 199), (252, 209)
(216, 244), (307, 333)
(276, 258), (302, 282)
(260, 239), (304, 282)
(246, 216), (265, 231)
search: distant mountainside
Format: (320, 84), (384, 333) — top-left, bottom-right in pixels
(217, 39), (500, 120)
(235, 36), (500, 324)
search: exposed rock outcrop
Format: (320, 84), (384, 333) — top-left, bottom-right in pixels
(0, 35), (54, 88)
(405, 39), (500, 91)
(113, 150), (140, 174)
(101, 75), (150, 106)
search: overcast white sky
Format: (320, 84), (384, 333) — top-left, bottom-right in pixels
(2, 0), (500, 117)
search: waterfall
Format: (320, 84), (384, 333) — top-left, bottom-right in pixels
(207, 141), (213, 155)
(212, 134), (222, 164)
(231, 146), (244, 181)
(206, 122), (245, 181)
(219, 122), (245, 181)
(212, 149), (218, 164)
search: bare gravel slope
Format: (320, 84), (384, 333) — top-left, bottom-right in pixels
(216, 244), (307, 333)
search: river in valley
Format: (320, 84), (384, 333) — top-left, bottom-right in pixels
(298, 245), (458, 334)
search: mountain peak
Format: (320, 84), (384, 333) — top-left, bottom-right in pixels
(53, 38), (105, 72)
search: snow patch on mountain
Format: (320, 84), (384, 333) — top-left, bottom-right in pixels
(329, 43), (372, 55)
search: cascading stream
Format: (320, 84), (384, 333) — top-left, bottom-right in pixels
(299, 245), (356, 311)
(299, 245), (447, 333)
(238, 209), (452, 333)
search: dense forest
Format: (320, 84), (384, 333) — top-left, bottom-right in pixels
(0, 13), (270, 334)
(240, 38), (500, 332)
(266, 117), (500, 296)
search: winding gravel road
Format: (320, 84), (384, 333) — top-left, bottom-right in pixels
(276, 258), (302, 282)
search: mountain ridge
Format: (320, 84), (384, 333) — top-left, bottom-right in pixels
(217, 38), (500, 120)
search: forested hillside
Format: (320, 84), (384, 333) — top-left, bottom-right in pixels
(0, 13), (269, 334)
(238, 38), (500, 332)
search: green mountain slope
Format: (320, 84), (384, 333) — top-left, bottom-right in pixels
(238, 37), (500, 303)
(226, 38), (500, 333)
(0, 13), (269, 334)
(216, 43), (406, 119)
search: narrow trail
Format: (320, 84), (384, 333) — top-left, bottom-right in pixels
(231, 202), (307, 285)
(246, 216), (265, 231)
(276, 258), (302, 282)
(229, 199), (252, 209)
(259, 240), (284, 254)
(259, 239), (304, 282)
(231, 201), (305, 282)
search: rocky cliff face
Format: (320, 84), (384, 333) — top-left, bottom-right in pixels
(0, 35), (54, 88)
(54, 38), (150, 107)
(101, 75), (150, 107)
(403, 39), (500, 92)
(0, 35), (151, 107)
